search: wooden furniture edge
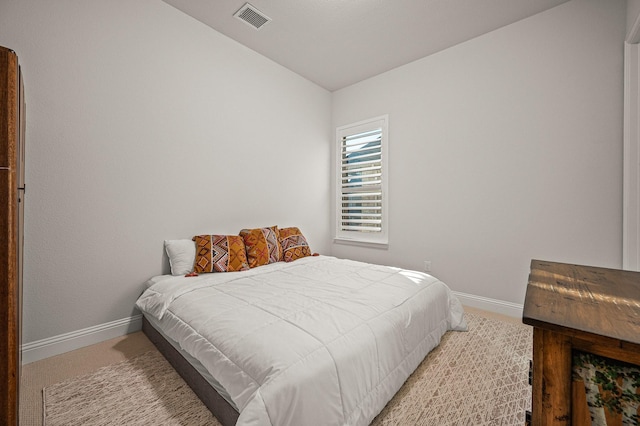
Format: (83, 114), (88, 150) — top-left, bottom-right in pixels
(524, 259), (640, 425)
(524, 259), (640, 346)
(0, 45), (19, 426)
(141, 316), (239, 426)
(523, 318), (640, 366)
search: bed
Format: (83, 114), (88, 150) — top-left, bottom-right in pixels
(136, 253), (467, 426)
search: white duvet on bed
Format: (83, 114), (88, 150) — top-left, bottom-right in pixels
(136, 255), (467, 426)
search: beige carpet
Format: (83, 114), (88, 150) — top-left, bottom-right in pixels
(43, 313), (532, 426)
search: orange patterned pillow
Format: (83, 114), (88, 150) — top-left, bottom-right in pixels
(239, 226), (282, 268)
(192, 235), (250, 273)
(279, 227), (312, 262)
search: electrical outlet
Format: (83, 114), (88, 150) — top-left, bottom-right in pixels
(424, 260), (431, 272)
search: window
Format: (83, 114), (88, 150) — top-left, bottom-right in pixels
(335, 115), (388, 246)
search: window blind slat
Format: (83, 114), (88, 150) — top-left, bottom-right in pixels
(341, 151), (381, 162)
(341, 162), (381, 171)
(341, 207), (382, 212)
(342, 161), (381, 169)
(341, 199), (382, 204)
(341, 172), (382, 181)
(341, 179), (382, 187)
(341, 225), (383, 232)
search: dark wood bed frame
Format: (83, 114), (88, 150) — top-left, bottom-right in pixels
(142, 316), (240, 426)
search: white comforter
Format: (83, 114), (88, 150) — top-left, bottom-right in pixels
(136, 255), (467, 426)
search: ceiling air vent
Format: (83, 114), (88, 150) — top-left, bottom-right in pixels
(234, 3), (271, 30)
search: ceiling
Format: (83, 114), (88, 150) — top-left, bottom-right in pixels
(162, 0), (569, 92)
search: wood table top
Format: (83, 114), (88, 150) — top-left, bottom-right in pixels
(522, 259), (640, 345)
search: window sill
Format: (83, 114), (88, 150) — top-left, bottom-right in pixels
(333, 238), (389, 250)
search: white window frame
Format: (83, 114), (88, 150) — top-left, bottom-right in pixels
(334, 115), (389, 247)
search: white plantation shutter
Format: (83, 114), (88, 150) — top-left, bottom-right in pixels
(336, 116), (388, 245)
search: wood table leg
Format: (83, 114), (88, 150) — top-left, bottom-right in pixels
(531, 328), (572, 425)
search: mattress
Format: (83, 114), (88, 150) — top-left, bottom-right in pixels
(144, 314), (238, 411)
(136, 255), (467, 426)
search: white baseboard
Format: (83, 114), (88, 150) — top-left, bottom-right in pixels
(453, 291), (524, 319)
(21, 314), (143, 365)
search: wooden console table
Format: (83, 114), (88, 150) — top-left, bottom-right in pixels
(522, 260), (640, 425)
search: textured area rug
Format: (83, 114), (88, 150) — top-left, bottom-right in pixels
(43, 350), (217, 426)
(371, 313), (533, 425)
(43, 313), (532, 426)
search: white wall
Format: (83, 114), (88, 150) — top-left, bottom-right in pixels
(331, 0), (626, 307)
(0, 0), (331, 344)
(628, 0), (640, 37)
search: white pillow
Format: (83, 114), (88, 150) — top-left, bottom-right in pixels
(164, 239), (196, 276)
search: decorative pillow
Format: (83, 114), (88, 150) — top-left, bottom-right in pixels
(279, 227), (312, 262)
(192, 235), (250, 273)
(164, 239), (196, 276)
(239, 226), (282, 268)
